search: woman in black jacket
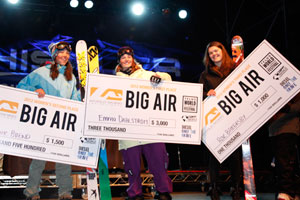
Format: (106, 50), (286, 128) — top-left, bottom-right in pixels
(199, 41), (243, 200)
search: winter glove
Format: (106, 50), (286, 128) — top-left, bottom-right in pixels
(150, 75), (161, 84)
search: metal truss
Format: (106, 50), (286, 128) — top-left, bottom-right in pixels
(74, 173), (154, 188)
(0, 171), (208, 189)
(2, 170), (275, 190)
(168, 171), (208, 184)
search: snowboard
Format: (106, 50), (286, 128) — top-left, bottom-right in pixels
(76, 40), (100, 200)
(86, 167), (100, 200)
(87, 45), (112, 200)
(231, 35), (257, 200)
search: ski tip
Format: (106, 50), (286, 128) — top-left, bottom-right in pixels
(77, 40), (86, 43)
(76, 40), (88, 46)
(88, 46), (98, 51)
(231, 35), (243, 45)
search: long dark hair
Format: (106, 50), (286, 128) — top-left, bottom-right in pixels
(203, 41), (235, 77)
(49, 61), (73, 81)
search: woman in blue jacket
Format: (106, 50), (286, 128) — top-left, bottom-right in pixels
(17, 41), (81, 200)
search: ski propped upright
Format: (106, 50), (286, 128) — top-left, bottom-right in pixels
(231, 35), (257, 200)
(231, 35), (244, 67)
(76, 40), (100, 200)
(88, 46), (100, 74)
(76, 40), (88, 91)
(87, 45), (112, 200)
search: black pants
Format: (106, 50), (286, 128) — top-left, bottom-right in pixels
(272, 133), (300, 196)
(208, 146), (243, 187)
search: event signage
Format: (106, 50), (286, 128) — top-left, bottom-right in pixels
(202, 40), (300, 163)
(83, 74), (203, 145)
(0, 85), (100, 168)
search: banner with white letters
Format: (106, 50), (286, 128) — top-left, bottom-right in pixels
(202, 40), (300, 163)
(0, 85), (100, 168)
(83, 74), (203, 145)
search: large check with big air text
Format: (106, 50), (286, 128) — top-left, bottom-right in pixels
(0, 85), (100, 168)
(203, 40), (300, 163)
(83, 74), (203, 145)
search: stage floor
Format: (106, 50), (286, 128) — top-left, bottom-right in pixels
(111, 192), (275, 200)
(0, 190), (276, 200)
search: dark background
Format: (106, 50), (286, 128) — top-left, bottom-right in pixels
(1, 0), (299, 64)
(1, 0), (299, 82)
(0, 0), (299, 176)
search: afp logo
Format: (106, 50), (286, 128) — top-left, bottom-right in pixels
(0, 100), (19, 114)
(90, 87), (123, 101)
(204, 107), (221, 126)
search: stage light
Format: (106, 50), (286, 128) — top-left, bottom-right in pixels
(70, 0), (79, 8)
(84, 0), (93, 9)
(8, 0), (19, 4)
(162, 8), (171, 16)
(178, 9), (187, 19)
(131, 2), (145, 16)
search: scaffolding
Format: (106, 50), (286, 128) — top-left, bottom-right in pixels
(0, 170), (275, 192)
(0, 171), (210, 189)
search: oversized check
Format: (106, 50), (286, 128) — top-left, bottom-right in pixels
(0, 85), (100, 168)
(83, 74), (203, 144)
(202, 40), (300, 163)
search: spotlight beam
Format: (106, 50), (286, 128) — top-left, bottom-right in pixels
(85, 0), (94, 9)
(131, 2), (145, 16)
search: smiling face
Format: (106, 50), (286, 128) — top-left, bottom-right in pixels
(119, 54), (133, 70)
(208, 46), (223, 66)
(55, 49), (70, 66)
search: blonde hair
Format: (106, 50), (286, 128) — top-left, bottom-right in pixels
(115, 59), (140, 74)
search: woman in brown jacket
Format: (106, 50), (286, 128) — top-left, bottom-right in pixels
(199, 41), (243, 200)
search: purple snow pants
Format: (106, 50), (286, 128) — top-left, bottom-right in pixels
(121, 143), (173, 198)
